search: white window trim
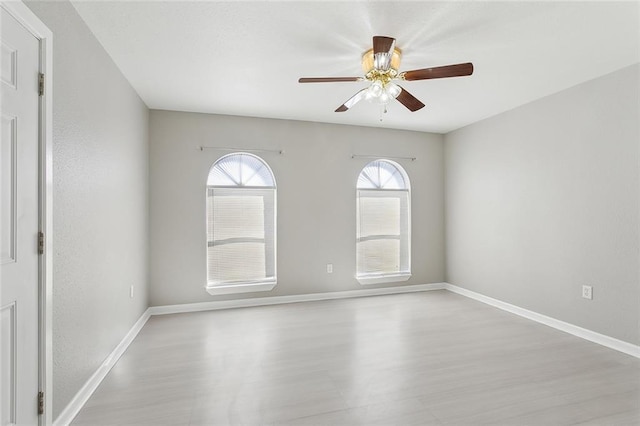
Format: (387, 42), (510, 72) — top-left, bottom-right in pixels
(206, 153), (277, 295)
(356, 272), (412, 285)
(205, 279), (277, 295)
(356, 160), (412, 286)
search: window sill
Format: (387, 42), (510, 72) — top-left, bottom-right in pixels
(205, 281), (276, 296)
(356, 273), (411, 286)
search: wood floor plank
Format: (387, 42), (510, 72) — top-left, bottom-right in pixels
(70, 290), (640, 425)
(283, 398), (441, 425)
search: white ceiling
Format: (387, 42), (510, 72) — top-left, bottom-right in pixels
(70, 1), (639, 134)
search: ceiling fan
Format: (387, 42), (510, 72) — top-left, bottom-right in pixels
(298, 36), (473, 113)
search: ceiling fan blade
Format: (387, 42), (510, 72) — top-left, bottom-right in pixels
(396, 86), (425, 112)
(401, 62), (474, 81)
(299, 77), (361, 83)
(335, 88), (368, 112)
(372, 36), (396, 71)
(373, 36), (395, 55)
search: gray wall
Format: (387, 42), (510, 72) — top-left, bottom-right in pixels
(445, 64), (640, 345)
(25, 1), (150, 418)
(149, 111), (445, 306)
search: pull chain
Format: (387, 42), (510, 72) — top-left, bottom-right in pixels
(379, 104), (388, 122)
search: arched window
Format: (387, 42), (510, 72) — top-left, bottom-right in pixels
(206, 153), (276, 295)
(356, 160), (411, 284)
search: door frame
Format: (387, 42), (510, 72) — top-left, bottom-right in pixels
(1, 2), (52, 425)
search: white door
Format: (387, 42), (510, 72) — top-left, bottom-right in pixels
(1, 5), (41, 426)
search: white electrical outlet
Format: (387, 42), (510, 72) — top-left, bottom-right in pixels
(582, 285), (593, 300)
(130, 285), (134, 299)
(326, 264), (333, 273)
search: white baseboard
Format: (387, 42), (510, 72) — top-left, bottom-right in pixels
(54, 308), (152, 426)
(445, 283), (640, 359)
(149, 282), (446, 315)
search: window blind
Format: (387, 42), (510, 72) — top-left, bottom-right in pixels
(207, 187), (276, 287)
(356, 189), (410, 277)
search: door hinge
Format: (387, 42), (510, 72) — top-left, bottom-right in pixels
(38, 73), (45, 96)
(38, 391), (44, 415)
(38, 231), (45, 255)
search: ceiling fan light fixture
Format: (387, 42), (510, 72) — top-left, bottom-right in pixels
(366, 80), (384, 99)
(361, 47), (402, 73)
(365, 81), (401, 105)
(386, 82), (401, 98)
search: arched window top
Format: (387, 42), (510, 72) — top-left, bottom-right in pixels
(357, 159), (409, 190)
(207, 152), (275, 188)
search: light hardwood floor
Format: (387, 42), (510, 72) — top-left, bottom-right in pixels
(71, 290), (640, 425)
